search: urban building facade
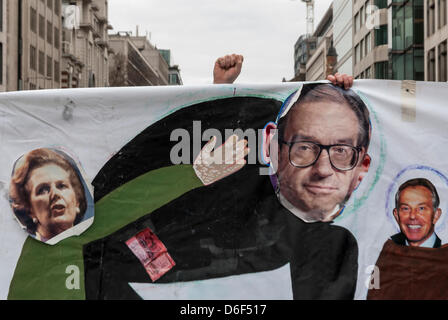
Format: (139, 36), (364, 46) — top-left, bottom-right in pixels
(353, 0), (389, 79)
(6, 0), (63, 91)
(425, 0), (447, 81)
(159, 49), (183, 85)
(293, 34), (317, 81)
(130, 36), (169, 85)
(389, 0), (424, 80)
(108, 33), (167, 86)
(334, 0), (353, 75)
(61, 0), (111, 88)
(305, 4), (334, 81)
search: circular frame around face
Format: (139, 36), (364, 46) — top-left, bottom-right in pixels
(9, 148), (94, 245)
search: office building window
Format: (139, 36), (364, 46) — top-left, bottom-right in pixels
(39, 15), (45, 39)
(366, 32), (371, 56)
(365, 66), (371, 79)
(439, 0), (447, 28)
(355, 13), (359, 33)
(360, 39), (364, 59)
(30, 7), (37, 33)
(375, 0), (387, 9)
(360, 6), (365, 29)
(55, 0), (60, 15)
(54, 61), (60, 82)
(439, 41), (447, 82)
(54, 27), (59, 49)
(39, 51), (45, 75)
(0, 0), (2, 32)
(428, 48), (436, 81)
(47, 56), (52, 78)
(404, 2), (413, 48)
(428, 0), (435, 36)
(392, 53), (405, 80)
(30, 45), (37, 70)
(375, 24), (388, 46)
(365, 0), (371, 22)
(47, 0), (52, 10)
(375, 61), (388, 79)
(393, 5), (405, 50)
(0, 43), (2, 85)
(47, 21), (52, 44)
(355, 44), (360, 64)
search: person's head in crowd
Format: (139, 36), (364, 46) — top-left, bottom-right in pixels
(264, 83), (371, 222)
(393, 178), (442, 247)
(9, 148), (87, 242)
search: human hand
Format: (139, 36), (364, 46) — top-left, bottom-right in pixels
(193, 135), (249, 185)
(213, 54), (244, 84)
(327, 72), (354, 90)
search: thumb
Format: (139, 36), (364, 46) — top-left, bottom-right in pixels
(202, 136), (217, 154)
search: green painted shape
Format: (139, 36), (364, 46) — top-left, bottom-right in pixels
(8, 164), (202, 300)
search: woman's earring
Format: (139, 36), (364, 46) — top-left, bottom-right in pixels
(32, 217), (38, 224)
(76, 207), (80, 214)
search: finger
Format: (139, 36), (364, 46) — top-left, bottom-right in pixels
(327, 74), (336, 84)
(233, 141), (249, 163)
(343, 75), (350, 90)
(230, 54), (236, 67)
(348, 76), (354, 88)
(335, 73), (343, 86)
(224, 55), (231, 69)
(235, 55), (243, 73)
(203, 136), (217, 154)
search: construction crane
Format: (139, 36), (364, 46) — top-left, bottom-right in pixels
(301, 0), (315, 36)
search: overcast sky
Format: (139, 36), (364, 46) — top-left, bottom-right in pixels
(108, 0), (334, 85)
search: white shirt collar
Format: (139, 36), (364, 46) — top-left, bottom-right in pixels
(277, 191), (340, 223)
(405, 232), (437, 248)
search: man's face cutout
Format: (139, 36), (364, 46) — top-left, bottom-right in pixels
(393, 185), (442, 247)
(264, 92), (371, 221)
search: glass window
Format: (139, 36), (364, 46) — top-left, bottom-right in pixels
(414, 49), (424, 80)
(405, 50), (414, 79)
(375, 0), (387, 9)
(355, 13), (359, 33)
(355, 44), (360, 64)
(428, 0), (435, 36)
(428, 48), (436, 81)
(54, 27), (59, 49)
(360, 6), (365, 28)
(360, 39), (364, 59)
(365, 67), (371, 79)
(375, 61), (388, 79)
(54, 60), (60, 82)
(39, 51), (45, 75)
(30, 7), (37, 33)
(39, 15), (45, 39)
(438, 41), (447, 81)
(375, 24), (388, 46)
(393, 6), (405, 50)
(366, 32), (371, 55)
(47, 21), (52, 44)
(30, 45), (37, 70)
(404, 2), (413, 48)
(47, 55), (52, 78)
(392, 54), (405, 80)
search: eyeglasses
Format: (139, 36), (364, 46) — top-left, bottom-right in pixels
(280, 140), (362, 171)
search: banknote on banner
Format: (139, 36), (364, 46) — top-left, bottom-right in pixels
(126, 228), (175, 281)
